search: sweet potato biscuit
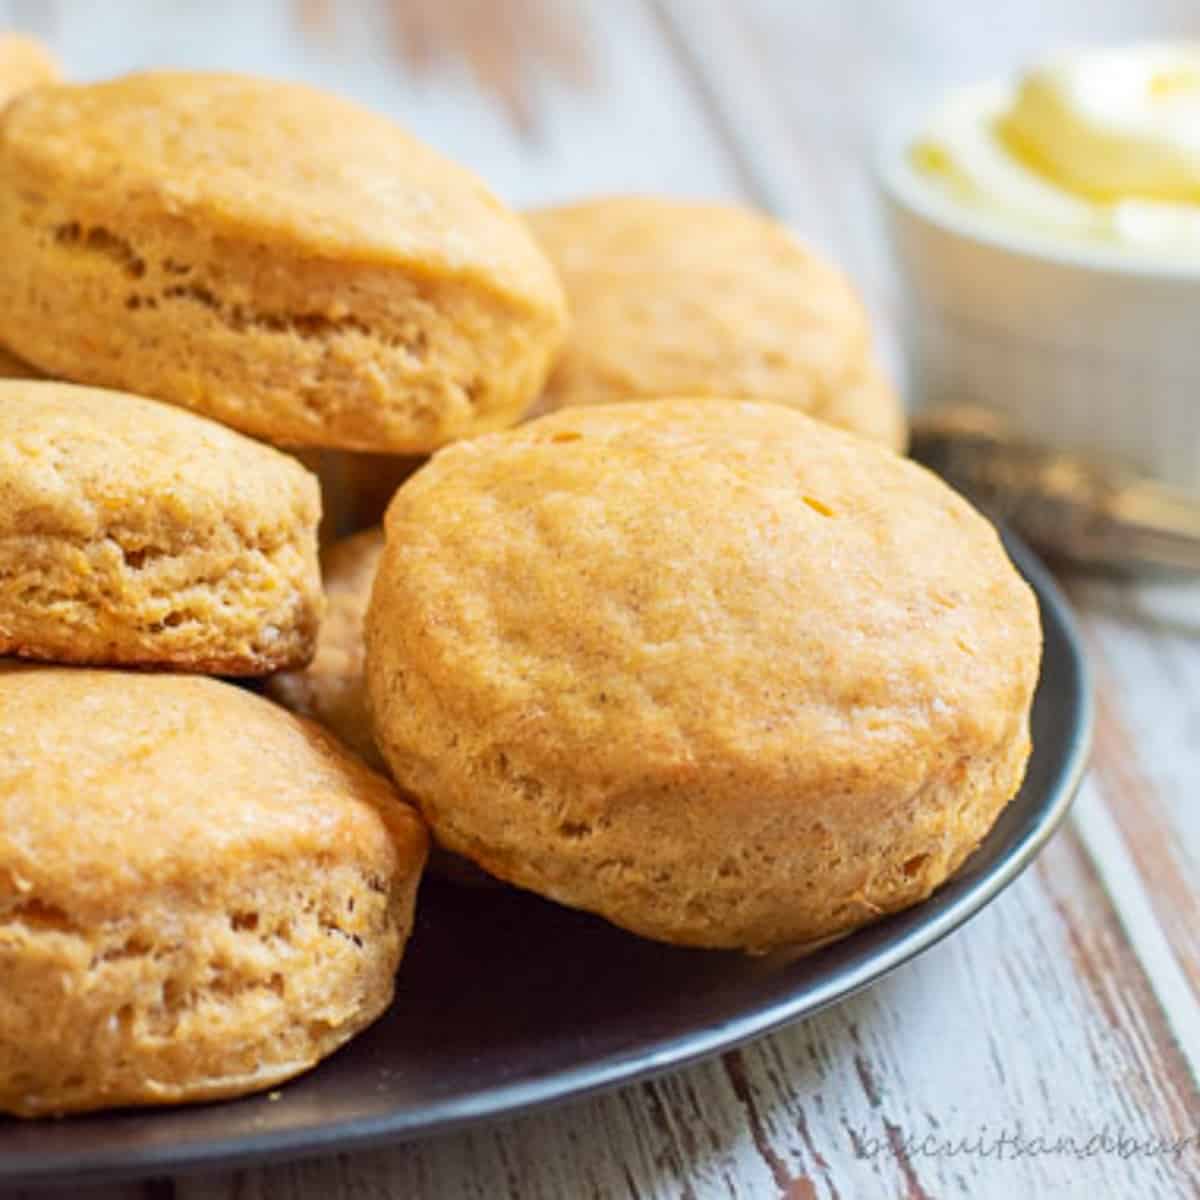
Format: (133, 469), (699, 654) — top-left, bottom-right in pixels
(0, 34), (59, 106)
(366, 401), (1040, 951)
(0, 380), (322, 673)
(526, 197), (906, 449)
(0, 667), (428, 1117)
(0, 37), (57, 380)
(0, 71), (568, 452)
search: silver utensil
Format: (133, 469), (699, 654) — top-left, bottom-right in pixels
(909, 405), (1200, 574)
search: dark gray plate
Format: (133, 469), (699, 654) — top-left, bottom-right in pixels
(0, 536), (1091, 1191)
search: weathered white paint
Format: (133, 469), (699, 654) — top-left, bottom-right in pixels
(1072, 778), (1200, 1083)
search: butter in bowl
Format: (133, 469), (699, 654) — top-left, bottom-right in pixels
(880, 43), (1200, 502)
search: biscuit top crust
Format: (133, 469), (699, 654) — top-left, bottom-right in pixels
(0, 34), (59, 106)
(526, 196), (902, 446)
(0, 380), (318, 540)
(1, 71), (565, 310)
(371, 401), (1040, 800)
(0, 667), (428, 917)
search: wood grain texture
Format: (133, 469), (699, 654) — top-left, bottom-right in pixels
(1, 1), (1198, 1197)
(1071, 577), (1200, 1051)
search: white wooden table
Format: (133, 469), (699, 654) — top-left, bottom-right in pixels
(5, 2), (1198, 1196)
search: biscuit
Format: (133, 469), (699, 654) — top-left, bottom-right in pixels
(366, 401), (1041, 951)
(0, 71), (568, 452)
(0, 666), (428, 1117)
(526, 197), (906, 449)
(0, 380), (322, 673)
(268, 528), (497, 888)
(0, 33), (56, 384)
(0, 34), (59, 107)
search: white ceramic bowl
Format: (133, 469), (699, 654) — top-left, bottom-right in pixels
(880, 128), (1200, 494)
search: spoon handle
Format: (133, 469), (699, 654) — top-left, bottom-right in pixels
(910, 407), (1200, 574)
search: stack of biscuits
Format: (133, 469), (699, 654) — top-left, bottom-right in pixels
(0, 37), (1042, 1118)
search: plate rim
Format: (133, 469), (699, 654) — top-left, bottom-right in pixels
(2, 534), (1093, 1189)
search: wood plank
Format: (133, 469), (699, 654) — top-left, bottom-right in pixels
(1071, 772), (1200, 1080)
(1070, 577), (1200, 1017)
(379, 0), (595, 136)
(1, 0), (741, 205)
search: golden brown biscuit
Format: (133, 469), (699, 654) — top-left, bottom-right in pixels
(366, 401), (1040, 951)
(0, 380), (322, 673)
(526, 197), (906, 449)
(0, 666), (428, 1117)
(0, 34), (59, 107)
(0, 71), (568, 452)
(0, 33), (57, 380)
(268, 528), (497, 888)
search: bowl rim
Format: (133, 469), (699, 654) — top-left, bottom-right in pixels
(875, 102), (1200, 283)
